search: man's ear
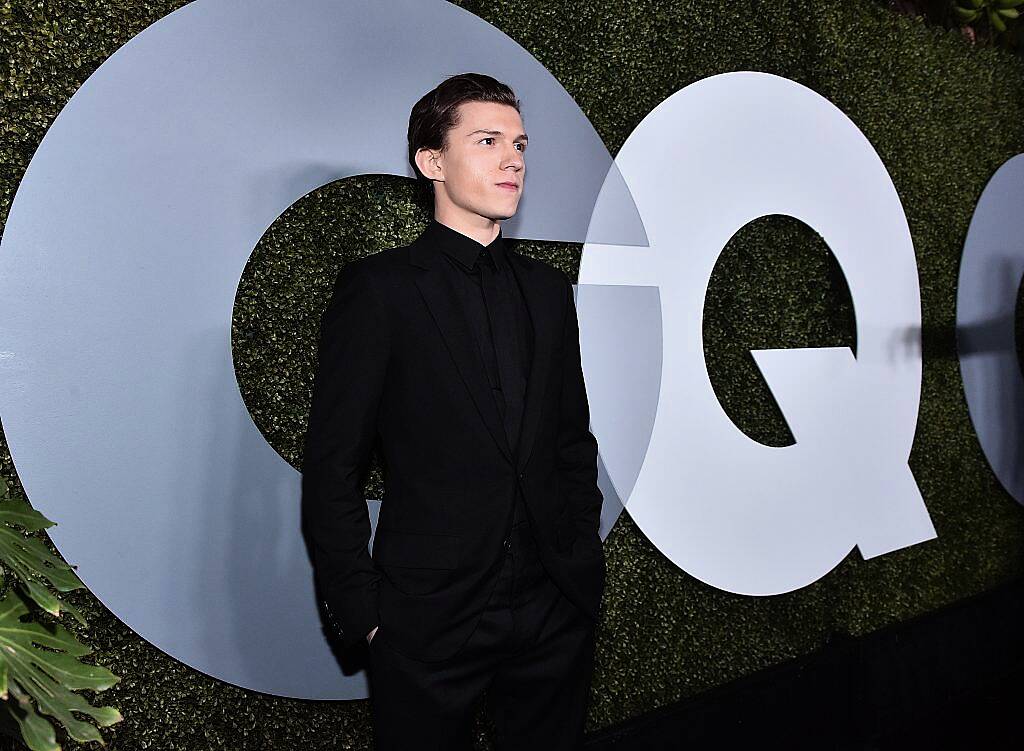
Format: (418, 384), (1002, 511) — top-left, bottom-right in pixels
(415, 147), (444, 184)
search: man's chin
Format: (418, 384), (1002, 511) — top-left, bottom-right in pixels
(468, 201), (520, 222)
(492, 206), (520, 221)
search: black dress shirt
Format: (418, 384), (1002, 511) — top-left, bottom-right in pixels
(420, 218), (534, 531)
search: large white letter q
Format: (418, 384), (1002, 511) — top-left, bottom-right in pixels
(580, 72), (937, 595)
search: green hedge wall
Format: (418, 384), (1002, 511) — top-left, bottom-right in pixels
(2, 0), (1023, 748)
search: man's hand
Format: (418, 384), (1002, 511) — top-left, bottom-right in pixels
(366, 625), (379, 644)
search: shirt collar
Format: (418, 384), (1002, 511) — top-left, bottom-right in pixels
(424, 218), (506, 271)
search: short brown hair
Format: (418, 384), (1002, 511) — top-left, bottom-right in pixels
(407, 73), (521, 204)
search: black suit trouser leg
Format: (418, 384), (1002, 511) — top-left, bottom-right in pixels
(367, 521), (596, 751)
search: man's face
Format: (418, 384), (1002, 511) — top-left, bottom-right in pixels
(428, 100), (527, 221)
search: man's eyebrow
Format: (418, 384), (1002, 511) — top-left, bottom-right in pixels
(467, 129), (529, 143)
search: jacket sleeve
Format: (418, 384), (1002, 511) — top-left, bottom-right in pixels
(301, 259), (388, 650)
(556, 271), (604, 547)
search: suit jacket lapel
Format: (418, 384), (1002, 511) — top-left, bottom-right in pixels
(507, 246), (555, 473)
(409, 234), (556, 472)
(410, 237), (512, 463)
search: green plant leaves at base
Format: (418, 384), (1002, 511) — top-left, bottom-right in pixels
(0, 481), (86, 626)
(0, 477), (121, 749)
(0, 589), (122, 750)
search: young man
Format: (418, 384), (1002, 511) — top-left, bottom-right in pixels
(302, 72), (605, 750)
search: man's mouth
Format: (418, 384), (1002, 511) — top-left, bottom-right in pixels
(497, 182), (519, 191)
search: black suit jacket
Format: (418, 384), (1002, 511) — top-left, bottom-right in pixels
(301, 227), (605, 663)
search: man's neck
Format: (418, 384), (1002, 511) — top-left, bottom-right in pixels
(433, 208), (500, 247)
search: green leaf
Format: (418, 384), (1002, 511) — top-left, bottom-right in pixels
(6, 710), (60, 751)
(990, 7), (1008, 30)
(0, 528), (84, 621)
(954, 6), (981, 21)
(0, 484), (120, 748)
(19, 580), (87, 628)
(0, 493), (85, 623)
(0, 497), (56, 534)
(0, 590), (122, 748)
(6, 682), (59, 751)
(997, 7), (1020, 18)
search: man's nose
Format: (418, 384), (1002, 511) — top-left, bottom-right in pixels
(504, 147), (524, 169)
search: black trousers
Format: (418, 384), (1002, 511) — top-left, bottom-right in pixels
(367, 517), (597, 750)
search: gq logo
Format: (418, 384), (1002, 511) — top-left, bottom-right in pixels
(0, 0), (1015, 700)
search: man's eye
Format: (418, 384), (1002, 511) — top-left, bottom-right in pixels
(516, 143), (526, 152)
(481, 137), (494, 145)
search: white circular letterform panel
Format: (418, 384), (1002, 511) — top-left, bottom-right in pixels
(957, 154), (1024, 507)
(580, 72), (937, 595)
(0, 0), (642, 699)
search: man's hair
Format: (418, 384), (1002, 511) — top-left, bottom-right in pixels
(407, 73), (521, 203)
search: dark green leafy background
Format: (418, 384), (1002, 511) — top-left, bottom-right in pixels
(2, 1), (1023, 748)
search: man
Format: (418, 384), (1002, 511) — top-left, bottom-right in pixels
(301, 72), (605, 750)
